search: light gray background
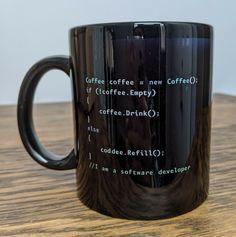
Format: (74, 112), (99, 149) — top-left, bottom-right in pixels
(0, 0), (235, 105)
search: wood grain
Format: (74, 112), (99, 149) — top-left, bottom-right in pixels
(0, 93), (236, 236)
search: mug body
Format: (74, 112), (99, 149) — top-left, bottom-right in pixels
(70, 21), (213, 219)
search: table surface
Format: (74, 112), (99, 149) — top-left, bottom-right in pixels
(0, 94), (235, 237)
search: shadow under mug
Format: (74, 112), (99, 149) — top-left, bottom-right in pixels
(17, 21), (213, 220)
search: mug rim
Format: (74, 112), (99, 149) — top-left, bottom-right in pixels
(70, 21), (213, 32)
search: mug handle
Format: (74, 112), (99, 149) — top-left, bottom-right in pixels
(17, 56), (77, 170)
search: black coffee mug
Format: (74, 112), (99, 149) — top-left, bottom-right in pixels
(18, 22), (213, 220)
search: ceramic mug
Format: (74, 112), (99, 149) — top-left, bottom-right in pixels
(17, 22), (213, 220)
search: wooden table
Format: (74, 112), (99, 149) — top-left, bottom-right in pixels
(0, 94), (235, 237)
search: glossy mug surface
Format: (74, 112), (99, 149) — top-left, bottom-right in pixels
(18, 22), (213, 220)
